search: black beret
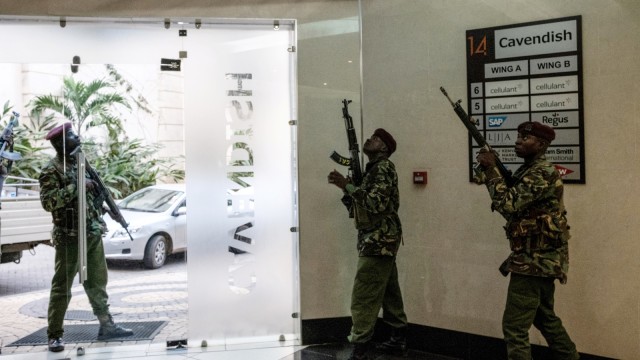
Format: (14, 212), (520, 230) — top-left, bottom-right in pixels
(373, 128), (396, 156)
(45, 122), (73, 141)
(517, 121), (555, 142)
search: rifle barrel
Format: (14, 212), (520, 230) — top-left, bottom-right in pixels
(440, 86), (515, 186)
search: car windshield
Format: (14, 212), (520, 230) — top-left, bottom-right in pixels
(118, 188), (183, 212)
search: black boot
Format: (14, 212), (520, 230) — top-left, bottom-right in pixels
(348, 342), (373, 360)
(97, 314), (134, 340)
(377, 326), (408, 356)
(48, 337), (65, 352)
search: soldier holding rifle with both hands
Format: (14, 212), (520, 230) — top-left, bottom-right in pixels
(440, 86), (579, 359)
(328, 102), (408, 360)
(39, 122), (133, 352)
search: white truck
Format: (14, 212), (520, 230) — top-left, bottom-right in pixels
(0, 176), (52, 264)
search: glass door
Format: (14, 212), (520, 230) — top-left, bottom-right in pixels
(0, 16), (298, 351)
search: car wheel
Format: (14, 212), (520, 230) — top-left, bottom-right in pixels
(144, 234), (168, 269)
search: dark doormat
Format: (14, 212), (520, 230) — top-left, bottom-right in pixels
(7, 321), (167, 346)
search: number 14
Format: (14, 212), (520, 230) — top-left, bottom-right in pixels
(468, 35), (487, 56)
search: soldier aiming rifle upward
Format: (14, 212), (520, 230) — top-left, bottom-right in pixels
(330, 99), (363, 187)
(440, 87), (515, 186)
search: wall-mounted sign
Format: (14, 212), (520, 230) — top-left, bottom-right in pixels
(466, 16), (584, 183)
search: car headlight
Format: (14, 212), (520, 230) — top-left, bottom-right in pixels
(112, 226), (142, 238)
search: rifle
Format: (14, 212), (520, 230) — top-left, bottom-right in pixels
(72, 147), (134, 241)
(440, 87), (515, 186)
(0, 112), (21, 207)
(330, 99), (363, 186)
(0, 112), (22, 164)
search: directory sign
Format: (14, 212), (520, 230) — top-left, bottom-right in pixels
(466, 16), (584, 183)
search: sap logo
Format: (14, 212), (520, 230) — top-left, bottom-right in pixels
(487, 116), (507, 127)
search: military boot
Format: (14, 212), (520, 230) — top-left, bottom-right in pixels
(348, 342), (373, 360)
(48, 337), (65, 352)
(97, 314), (134, 340)
(376, 326), (408, 356)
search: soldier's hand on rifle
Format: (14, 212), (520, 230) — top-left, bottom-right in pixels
(476, 148), (498, 168)
(328, 169), (349, 189)
(85, 178), (98, 192)
(1, 133), (13, 144)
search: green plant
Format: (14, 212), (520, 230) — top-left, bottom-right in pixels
(9, 69), (184, 198)
(85, 138), (184, 199)
(29, 76), (129, 138)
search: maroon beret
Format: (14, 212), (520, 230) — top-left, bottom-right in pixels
(373, 128), (396, 156)
(517, 121), (555, 142)
(45, 122), (73, 141)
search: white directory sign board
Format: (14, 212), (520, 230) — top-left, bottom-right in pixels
(466, 16), (584, 183)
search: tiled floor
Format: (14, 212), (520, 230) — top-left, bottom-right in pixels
(0, 342), (461, 360)
(288, 343), (461, 360)
(1, 341), (303, 360)
(0, 249), (460, 360)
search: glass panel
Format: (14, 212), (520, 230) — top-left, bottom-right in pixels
(0, 16), (193, 348)
(295, 2), (363, 321)
(183, 23), (298, 344)
(0, 16), (299, 352)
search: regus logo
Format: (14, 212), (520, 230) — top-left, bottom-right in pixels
(488, 116), (507, 127)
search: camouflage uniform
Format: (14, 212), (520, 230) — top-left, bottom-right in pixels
(482, 155), (579, 360)
(39, 156), (110, 339)
(343, 156), (407, 344)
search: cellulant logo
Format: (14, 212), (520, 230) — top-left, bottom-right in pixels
(488, 116), (507, 127)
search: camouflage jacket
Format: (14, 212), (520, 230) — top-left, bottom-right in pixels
(482, 155), (570, 283)
(39, 156), (106, 244)
(344, 156), (402, 256)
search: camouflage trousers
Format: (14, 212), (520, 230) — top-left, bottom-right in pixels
(348, 256), (408, 344)
(503, 273), (579, 360)
(47, 234), (110, 339)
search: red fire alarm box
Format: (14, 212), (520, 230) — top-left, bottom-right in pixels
(413, 171), (427, 185)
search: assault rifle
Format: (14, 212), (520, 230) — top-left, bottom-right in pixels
(330, 99), (363, 186)
(72, 147), (134, 241)
(440, 87), (515, 187)
(0, 112), (22, 208)
(0, 112), (22, 164)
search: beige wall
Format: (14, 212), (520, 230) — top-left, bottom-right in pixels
(359, 1), (639, 359)
(2, 1), (638, 358)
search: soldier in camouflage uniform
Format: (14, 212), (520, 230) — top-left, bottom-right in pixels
(476, 121), (579, 360)
(39, 123), (133, 352)
(328, 128), (407, 360)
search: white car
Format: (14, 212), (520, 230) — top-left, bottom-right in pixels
(102, 183), (186, 269)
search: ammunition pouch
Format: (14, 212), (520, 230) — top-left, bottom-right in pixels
(506, 211), (568, 252)
(354, 203), (373, 230)
(52, 208), (76, 230)
(353, 203), (392, 231)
